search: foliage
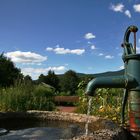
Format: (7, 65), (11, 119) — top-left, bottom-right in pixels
(37, 70), (60, 92)
(57, 91), (71, 96)
(0, 53), (23, 87)
(91, 88), (123, 123)
(23, 75), (32, 83)
(29, 84), (55, 110)
(0, 82), (55, 112)
(45, 70), (60, 92)
(76, 84), (126, 124)
(60, 70), (79, 95)
(38, 74), (46, 83)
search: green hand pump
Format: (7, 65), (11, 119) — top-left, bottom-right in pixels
(86, 25), (140, 136)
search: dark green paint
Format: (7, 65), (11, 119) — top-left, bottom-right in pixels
(86, 25), (140, 137)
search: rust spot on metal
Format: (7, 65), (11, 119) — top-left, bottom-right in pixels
(129, 112), (140, 132)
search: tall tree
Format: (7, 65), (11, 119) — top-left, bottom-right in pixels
(60, 70), (79, 95)
(45, 70), (60, 92)
(0, 53), (23, 87)
(37, 74), (46, 83)
(24, 75), (32, 84)
(37, 71), (60, 92)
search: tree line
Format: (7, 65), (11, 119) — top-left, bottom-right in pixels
(0, 53), (93, 95)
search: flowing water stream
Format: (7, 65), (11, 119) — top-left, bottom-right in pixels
(85, 96), (92, 136)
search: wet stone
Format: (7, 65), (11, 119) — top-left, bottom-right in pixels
(0, 128), (8, 136)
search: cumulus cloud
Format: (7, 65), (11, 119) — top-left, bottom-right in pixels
(137, 47), (140, 53)
(105, 55), (114, 59)
(124, 10), (131, 18)
(110, 3), (131, 18)
(84, 33), (96, 40)
(90, 45), (96, 50)
(87, 41), (92, 44)
(120, 65), (124, 69)
(5, 51), (47, 64)
(46, 47), (53, 51)
(133, 4), (140, 12)
(110, 3), (124, 12)
(22, 66), (67, 79)
(46, 45), (85, 55)
(98, 53), (104, 56)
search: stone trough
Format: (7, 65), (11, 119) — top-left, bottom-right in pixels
(0, 111), (129, 140)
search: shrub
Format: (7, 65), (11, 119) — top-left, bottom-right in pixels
(76, 88), (126, 123)
(0, 82), (55, 111)
(29, 85), (55, 111)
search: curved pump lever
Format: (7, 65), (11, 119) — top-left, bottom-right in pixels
(121, 89), (129, 124)
(123, 25), (138, 44)
(122, 25), (138, 55)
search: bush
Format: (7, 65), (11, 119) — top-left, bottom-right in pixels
(29, 85), (55, 111)
(76, 88), (125, 123)
(34, 85), (54, 97)
(0, 82), (55, 111)
(57, 91), (71, 96)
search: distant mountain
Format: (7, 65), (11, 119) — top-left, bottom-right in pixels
(92, 69), (124, 78)
(58, 69), (124, 79)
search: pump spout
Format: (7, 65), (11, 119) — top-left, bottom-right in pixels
(86, 75), (136, 96)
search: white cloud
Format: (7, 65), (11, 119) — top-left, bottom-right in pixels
(5, 51), (47, 64)
(124, 10), (131, 18)
(120, 65), (124, 69)
(105, 55), (114, 59)
(22, 66), (67, 80)
(110, 3), (124, 12)
(110, 3), (132, 18)
(46, 47), (53, 51)
(22, 62), (43, 65)
(46, 45), (85, 55)
(87, 41), (92, 44)
(137, 47), (140, 53)
(133, 4), (140, 12)
(99, 53), (104, 56)
(64, 63), (69, 66)
(70, 49), (85, 55)
(84, 33), (96, 40)
(90, 45), (96, 50)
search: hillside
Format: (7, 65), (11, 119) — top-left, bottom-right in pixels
(58, 69), (124, 79)
(90, 69), (124, 78)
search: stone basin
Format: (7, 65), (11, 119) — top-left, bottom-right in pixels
(0, 111), (128, 140)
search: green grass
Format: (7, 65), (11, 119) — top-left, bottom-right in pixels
(0, 80), (128, 125)
(0, 82), (55, 112)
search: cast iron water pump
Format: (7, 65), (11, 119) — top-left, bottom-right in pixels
(86, 25), (140, 137)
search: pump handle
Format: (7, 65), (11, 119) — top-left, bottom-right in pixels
(123, 25), (138, 44)
(122, 26), (138, 55)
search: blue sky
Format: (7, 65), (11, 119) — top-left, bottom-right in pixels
(0, 0), (140, 79)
